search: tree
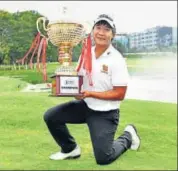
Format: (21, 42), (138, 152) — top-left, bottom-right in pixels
(112, 40), (127, 55)
(0, 10), (12, 64)
(0, 10), (59, 64)
(72, 42), (82, 62)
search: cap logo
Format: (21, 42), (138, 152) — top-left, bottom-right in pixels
(98, 14), (113, 22)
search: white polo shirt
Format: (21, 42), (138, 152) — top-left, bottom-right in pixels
(78, 44), (129, 111)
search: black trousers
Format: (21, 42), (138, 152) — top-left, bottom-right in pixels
(44, 99), (132, 165)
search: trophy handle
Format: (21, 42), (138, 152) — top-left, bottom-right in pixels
(36, 17), (49, 38)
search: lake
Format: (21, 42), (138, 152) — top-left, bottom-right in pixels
(126, 55), (177, 103)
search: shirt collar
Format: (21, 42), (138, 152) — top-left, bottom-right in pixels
(92, 44), (113, 58)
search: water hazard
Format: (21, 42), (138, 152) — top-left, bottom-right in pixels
(126, 54), (177, 103)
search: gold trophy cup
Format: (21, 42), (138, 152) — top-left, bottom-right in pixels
(36, 16), (86, 96)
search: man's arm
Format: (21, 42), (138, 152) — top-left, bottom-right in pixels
(81, 86), (127, 101)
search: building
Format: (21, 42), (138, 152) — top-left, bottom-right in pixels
(158, 27), (172, 47)
(129, 26), (174, 50)
(114, 34), (129, 48)
(113, 33), (129, 53)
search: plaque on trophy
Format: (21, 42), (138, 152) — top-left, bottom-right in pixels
(36, 7), (86, 96)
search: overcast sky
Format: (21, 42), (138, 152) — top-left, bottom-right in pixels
(0, 1), (177, 33)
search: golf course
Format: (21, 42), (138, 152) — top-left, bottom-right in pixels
(0, 56), (177, 170)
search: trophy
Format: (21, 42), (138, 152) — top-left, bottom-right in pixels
(36, 8), (86, 97)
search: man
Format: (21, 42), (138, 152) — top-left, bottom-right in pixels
(44, 14), (141, 165)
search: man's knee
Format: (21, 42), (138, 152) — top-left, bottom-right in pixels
(43, 107), (58, 124)
(94, 149), (112, 165)
(43, 105), (65, 124)
(43, 108), (52, 123)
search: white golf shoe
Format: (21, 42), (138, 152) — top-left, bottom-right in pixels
(124, 124), (141, 150)
(49, 145), (81, 160)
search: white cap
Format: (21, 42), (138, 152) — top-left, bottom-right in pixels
(94, 14), (115, 29)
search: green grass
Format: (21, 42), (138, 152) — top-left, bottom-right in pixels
(0, 76), (177, 170)
(0, 60), (141, 84)
(0, 62), (60, 84)
(1, 54), (175, 85)
(0, 53), (176, 84)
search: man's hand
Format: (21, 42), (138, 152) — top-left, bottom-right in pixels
(81, 90), (92, 98)
(74, 95), (84, 100)
(74, 91), (92, 100)
(74, 86), (127, 101)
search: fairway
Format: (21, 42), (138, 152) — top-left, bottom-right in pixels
(0, 76), (177, 170)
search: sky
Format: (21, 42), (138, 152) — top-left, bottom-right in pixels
(0, 1), (177, 34)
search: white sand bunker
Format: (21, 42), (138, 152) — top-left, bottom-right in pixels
(21, 83), (51, 92)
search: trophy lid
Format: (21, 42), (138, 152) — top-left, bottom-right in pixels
(47, 6), (83, 26)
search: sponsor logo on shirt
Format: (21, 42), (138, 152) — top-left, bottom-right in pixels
(101, 64), (108, 74)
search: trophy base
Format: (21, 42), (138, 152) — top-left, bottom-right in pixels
(50, 74), (83, 97)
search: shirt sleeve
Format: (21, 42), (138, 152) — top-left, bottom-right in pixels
(111, 57), (129, 86)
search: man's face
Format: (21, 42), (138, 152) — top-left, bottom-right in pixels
(93, 23), (114, 47)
